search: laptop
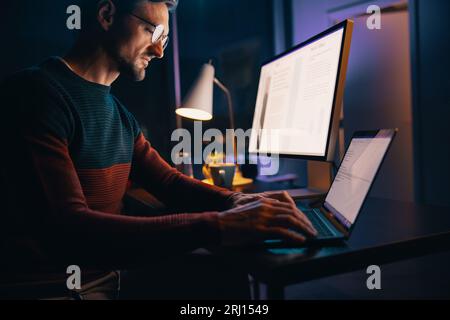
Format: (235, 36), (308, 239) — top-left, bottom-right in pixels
(265, 129), (398, 247)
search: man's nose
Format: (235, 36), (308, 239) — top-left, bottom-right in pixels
(150, 41), (164, 59)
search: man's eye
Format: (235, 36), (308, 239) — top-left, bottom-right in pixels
(145, 28), (152, 34)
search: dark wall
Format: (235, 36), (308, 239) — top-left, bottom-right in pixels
(411, 0), (450, 207)
(176, 0), (274, 134)
(0, 0), (174, 160)
(0, 1), (77, 75)
(292, 0), (450, 206)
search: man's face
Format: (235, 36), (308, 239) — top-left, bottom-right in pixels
(108, 2), (170, 81)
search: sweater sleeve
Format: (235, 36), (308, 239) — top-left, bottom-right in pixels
(130, 133), (237, 213)
(8, 77), (223, 267)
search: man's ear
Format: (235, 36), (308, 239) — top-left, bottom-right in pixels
(97, 0), (117, 31)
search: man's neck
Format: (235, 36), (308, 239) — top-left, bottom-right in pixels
(63, 41), (120, 87)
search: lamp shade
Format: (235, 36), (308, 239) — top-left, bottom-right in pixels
(176, 63), (215, 121)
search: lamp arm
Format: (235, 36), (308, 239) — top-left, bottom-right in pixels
(213, 78), (235, 130)
(210, 75), (252, 186)
(213, 78), (237, 165)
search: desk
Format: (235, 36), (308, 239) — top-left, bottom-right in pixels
(212, 197), (450, 300)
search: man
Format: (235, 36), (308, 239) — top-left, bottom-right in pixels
(0, 0), (316, 299)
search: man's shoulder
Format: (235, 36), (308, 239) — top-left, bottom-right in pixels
(0, 59), (74, 129)
(1, 67), (42, 90)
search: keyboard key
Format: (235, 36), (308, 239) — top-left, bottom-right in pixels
(305, 210), (333, 237)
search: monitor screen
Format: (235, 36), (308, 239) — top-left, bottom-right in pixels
(249, 27), (345, 157)
(324, 130), (395, 229)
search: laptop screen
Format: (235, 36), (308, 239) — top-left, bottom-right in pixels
(324, 130), (395, 229)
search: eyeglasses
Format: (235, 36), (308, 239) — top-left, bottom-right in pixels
(128, 12), (169, 50)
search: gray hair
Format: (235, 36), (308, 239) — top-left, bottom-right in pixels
(151, 0), (178, 11)
(80, 0), (178, 30)
(81, 0), (178, 16)
(112, 0), (178, 12)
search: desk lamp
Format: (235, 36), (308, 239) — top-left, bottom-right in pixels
(176, 61), (253, 187)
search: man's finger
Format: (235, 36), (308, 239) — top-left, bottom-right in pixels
(268, 214), (314, 236)
(265, 191), (296, 206)
(271, 212), (317, 237)
(293, 209), (316, 231)
(263, 201), (317, 234)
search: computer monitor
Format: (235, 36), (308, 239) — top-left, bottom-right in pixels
(249, 20), (353, 162)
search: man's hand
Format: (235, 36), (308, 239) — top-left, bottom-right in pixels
(229, 191), (298, 209)
(218, 193), (318, 246)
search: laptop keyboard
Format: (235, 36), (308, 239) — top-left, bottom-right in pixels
(304, 209), (334, 237)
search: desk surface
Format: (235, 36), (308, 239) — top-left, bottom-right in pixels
(213, 197), (450, 287)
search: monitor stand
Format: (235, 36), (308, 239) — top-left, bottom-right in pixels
(256, 174), (327, 199)
(294, 160), (336, 199)
(256, 161), (333, 200)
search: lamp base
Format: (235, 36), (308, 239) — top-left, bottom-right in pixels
(202, 170), (253, 187)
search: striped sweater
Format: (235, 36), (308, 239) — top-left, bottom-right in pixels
(0, 57), (235, 275)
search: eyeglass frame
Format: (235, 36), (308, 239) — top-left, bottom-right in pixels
(127, 12), (170, 50)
